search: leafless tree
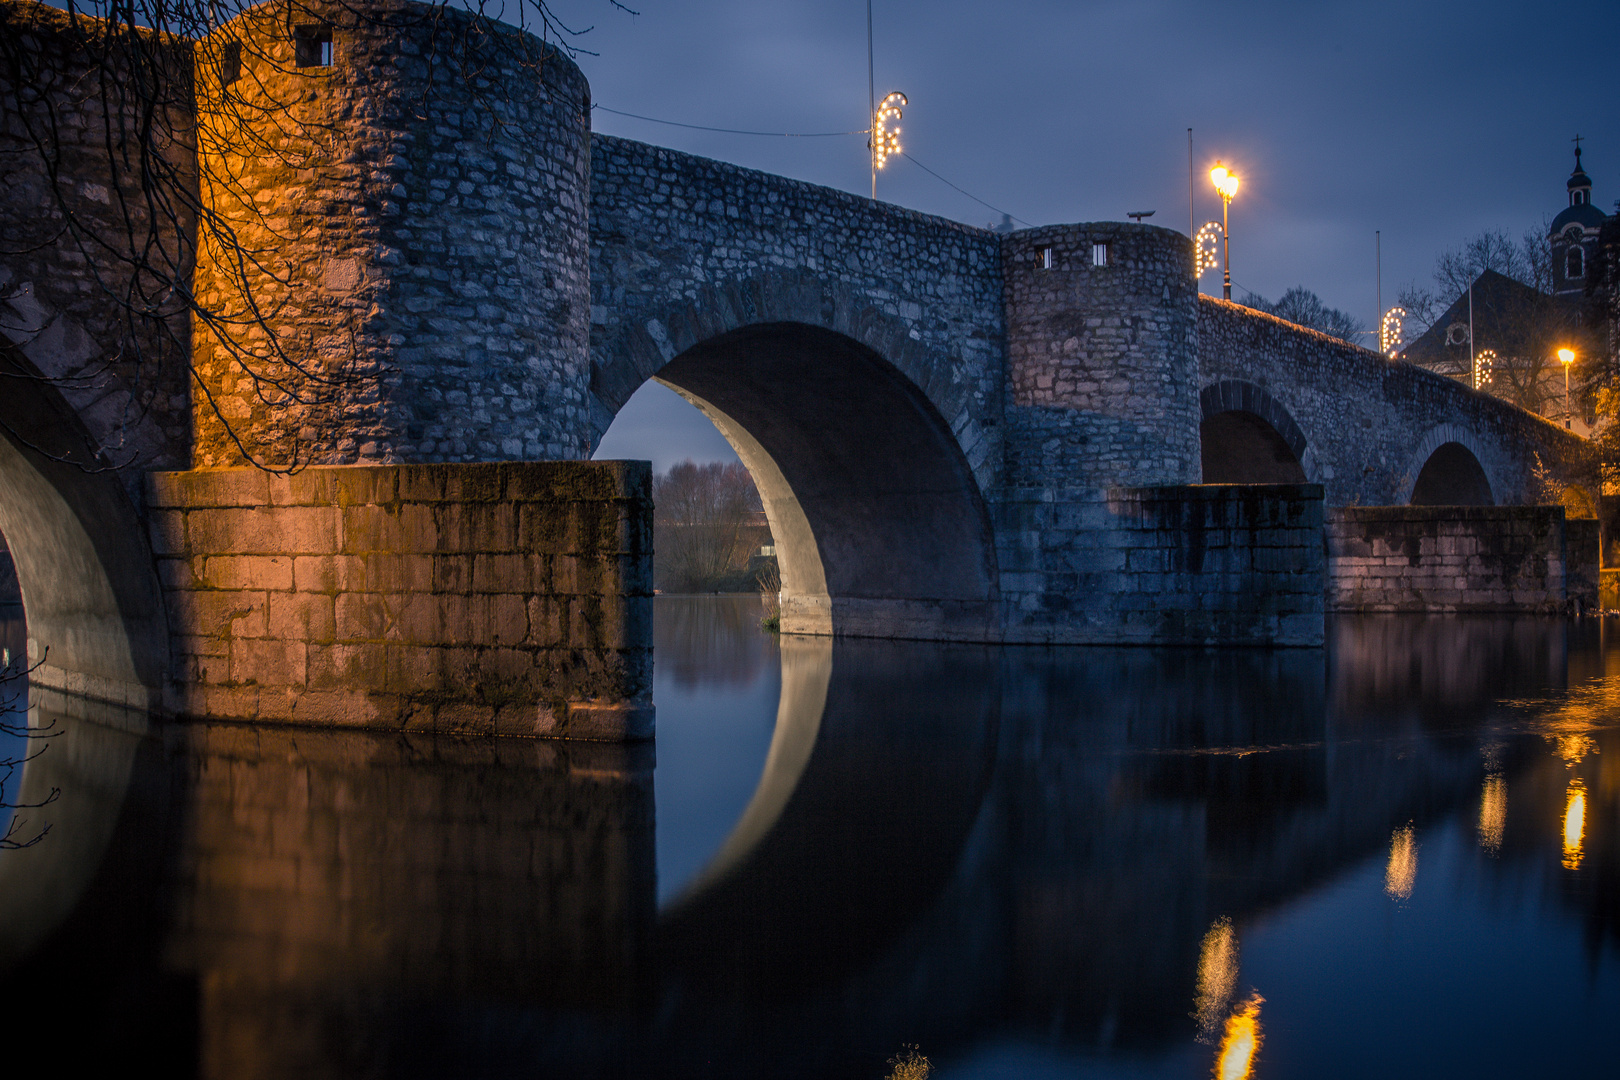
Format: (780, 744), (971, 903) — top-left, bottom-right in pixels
(652, 460), (765, 593)
(1397, 227), (1552, 337)
(1243, 286), (1364, 344)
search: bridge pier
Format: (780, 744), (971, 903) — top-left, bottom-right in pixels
(148, 462), (654, 739)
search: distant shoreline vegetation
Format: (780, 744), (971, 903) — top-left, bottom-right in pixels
(653, 460), (776, 594)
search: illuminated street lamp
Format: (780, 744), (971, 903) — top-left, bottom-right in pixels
(1209, 162), (1240, 300)
(1559, 347), (1575, 428)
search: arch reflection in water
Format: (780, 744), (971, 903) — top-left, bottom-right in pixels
(7, 610), (1620, 1077)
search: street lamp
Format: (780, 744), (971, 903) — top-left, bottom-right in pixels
(1209, 162), (1240, 300)
(1559, 347), (1575, 428)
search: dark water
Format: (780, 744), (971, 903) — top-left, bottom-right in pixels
(1, 599), (1617, 1079)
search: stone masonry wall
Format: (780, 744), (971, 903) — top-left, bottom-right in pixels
(148, 461), (652, 738)
(1199, 298), (1594, 506)
(1326, 506), (1598, 613)
(191, 0), (593, 468)
(1003, 223), (1200, 490)
(0, 1), (195, 495)
(996, 484), (1325, 646)
(589, 135), (1006, 493)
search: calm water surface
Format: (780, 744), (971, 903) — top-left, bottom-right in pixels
(1, 598), (1616, 1078)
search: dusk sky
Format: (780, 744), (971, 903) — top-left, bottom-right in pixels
(561, 0), (1618, 469)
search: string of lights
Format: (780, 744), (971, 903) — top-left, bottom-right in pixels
(1195, 222), (1222, 277)
(1379, 307), (1406, 356)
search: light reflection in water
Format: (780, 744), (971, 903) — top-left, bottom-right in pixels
(1214, 992), (1264, 1080)
(1562, 778), (1587, 870)
(1384, 823), (1418, 900)
(1194, 916), (1240, 1041)
(1192, 919), (1237, 1042)
(1477, 775), (1506, 857)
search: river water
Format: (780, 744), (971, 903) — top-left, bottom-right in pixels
(1, 597), (1616, 1078)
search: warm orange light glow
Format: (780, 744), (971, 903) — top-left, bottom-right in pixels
(1214, 993), (1264, 1080)
(1385, 823), (1417, 900)
(1552, 732), (1596, 765)
(1563, 778), (1586, 870)
(1210, 162), (1240, 200)
(1478, 774), (1506, 856)
(1195, 917), (1240, 1040)
(1558, 347), (1575, 366)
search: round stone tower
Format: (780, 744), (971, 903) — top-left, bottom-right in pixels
(1002, 223), (1200, 489)
(192, 0), (592, 466)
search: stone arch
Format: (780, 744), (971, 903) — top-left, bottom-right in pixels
(589, 268), (996, 492)
(0, 343), (169, 710)
(1199, 379), (1315, 483)
(592, 273), (1000, 642)
(1397, 424), (1499, 506)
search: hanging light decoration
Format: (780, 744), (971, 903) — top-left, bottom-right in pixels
(1195, 221), (1223, 277)
(871, 91), (906, 171)
(1475, 348), (1496, 388)
(1380, 306), (1406, 357)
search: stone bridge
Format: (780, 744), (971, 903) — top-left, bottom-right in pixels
(0, 0), (1596, 736)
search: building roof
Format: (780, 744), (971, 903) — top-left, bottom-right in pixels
(1398, 269), (1584, 369)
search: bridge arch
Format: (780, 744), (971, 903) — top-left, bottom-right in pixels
(1198, 380), (1316, 484)
(1397, 424), (1499, 506)
(592, 272), (1000, 641)
(0, 344), (168, 710)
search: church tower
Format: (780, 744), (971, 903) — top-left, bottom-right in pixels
(1550, 141), (1607, 298)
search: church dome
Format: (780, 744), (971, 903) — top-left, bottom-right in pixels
(1551, 201), (1607, 234)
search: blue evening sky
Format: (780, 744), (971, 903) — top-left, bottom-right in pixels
(575, 0), (1619, 468)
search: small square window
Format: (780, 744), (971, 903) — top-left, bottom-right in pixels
(295, 25), (333, 68)
(1092, 242), (1111, 267)
(1039, 246), (1054, 270)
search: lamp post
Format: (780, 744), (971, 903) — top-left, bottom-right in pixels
(1559, 347), (1575, 429)
(1209, 162), (1240, 300)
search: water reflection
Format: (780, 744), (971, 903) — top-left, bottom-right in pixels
(1193, 917), (1239, 1041)
(1384, 823), (1419, 900)
(1563, 778), (1587, 870)
(1478, 774), (1507, 856)
(1, 612), (1617, 1078)
(1214, 993), (1263, 1080)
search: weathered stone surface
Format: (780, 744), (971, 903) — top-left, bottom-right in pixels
(996, 484), (1326, 646)
(150, 461), (653, 737)
(189, 0), (593, 468)
(1198, 300), (1593, 506)
(1326, 506), (1597, 613)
